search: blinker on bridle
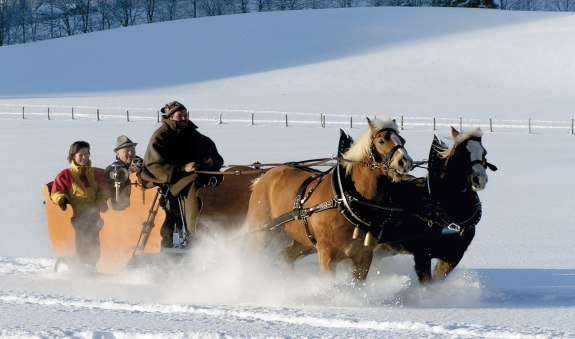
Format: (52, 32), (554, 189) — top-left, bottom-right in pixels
(370, 128), (406, 170)
(464, 136), (498, 172)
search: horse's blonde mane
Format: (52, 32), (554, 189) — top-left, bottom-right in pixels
(438, 128), (483, 159)
(342, 118), (399, 175)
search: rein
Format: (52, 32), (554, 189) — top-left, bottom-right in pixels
(194, 155), (426, 176)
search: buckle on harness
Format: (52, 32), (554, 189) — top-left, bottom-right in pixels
(442, 223), (461, 235)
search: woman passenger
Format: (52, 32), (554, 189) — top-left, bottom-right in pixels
(50, 141), (109, 270)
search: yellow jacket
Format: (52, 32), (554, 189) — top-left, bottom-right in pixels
(50, 160), (109, 214)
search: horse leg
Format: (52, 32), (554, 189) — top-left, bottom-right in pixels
(413, 254), (432, 284)
(433, 251), (465, 281)
(433, 259), (457, 281)
(284, 240), (313, 266)
(317, 246), (337, 276)
(350, 249), (374, 282)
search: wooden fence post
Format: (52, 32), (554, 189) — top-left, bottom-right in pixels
(126, 110), (130, 122)
(97, 109), (100, 121)
(251, 113), (254, 125)
(157, 110), (160, 123)
(432, 116), (436, 131)
(489, 116), (493, 132)
(285, 114), (288, 127)
(22, 106), (24, 120)
(71, 107), (74, 120)
(320, 113), (323, 128)
(219, 113), (222, 124)
(350, 116), (353, 128)
(459, 116), (462, 131)
(47, 107), (50, 120)
(571, 118), (574, 135)
(528, 118), (531, 134)
(400, 115), (404, 130)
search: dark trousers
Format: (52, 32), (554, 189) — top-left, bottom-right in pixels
(71, 209), (102, 267)
(179, 183), (200, 239)
(159, 184), (200, 247)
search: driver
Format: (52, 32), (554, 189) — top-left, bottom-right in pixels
(141, 101), (223, 248)
(105, 135), (143, 210)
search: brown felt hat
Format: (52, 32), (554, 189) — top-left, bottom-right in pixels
(114, 135), (137, 152)
(161, 101), (187, 118)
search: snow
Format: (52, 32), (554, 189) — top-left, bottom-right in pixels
(1, 7), (575, 338)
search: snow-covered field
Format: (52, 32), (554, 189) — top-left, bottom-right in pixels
(1, 7), (575, 338)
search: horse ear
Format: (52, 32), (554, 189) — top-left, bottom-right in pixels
(366, 117), (375, 131)
(451, 126), (460, 139)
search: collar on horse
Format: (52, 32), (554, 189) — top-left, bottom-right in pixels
(332, 163), (403, 239)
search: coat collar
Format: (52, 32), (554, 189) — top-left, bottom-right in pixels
(163, 118), (199, 132)
(69, 160), (92, 172)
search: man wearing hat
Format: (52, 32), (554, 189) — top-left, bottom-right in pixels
(105, 135), (143, 210)
(141, 101), (223, 248)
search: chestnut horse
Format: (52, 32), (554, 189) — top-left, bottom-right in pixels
(247, 118), (413, 281)
(376, 127), (497, 283)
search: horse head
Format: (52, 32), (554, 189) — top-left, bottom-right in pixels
(342, 118), (413, 183)
(434, 127), (497, 193)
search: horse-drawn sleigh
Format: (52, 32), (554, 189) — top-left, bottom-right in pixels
(43, 118), (496, 283)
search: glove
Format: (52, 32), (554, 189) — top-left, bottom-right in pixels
(130, 158), (143, 173)
(58, 198), (68, 211)
(99, 203), (108, 213)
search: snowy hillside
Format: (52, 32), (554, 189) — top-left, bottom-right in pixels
(1, 8), (575, 119)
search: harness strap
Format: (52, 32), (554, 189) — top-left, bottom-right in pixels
(259, 169), (340, 246)
(262, 199), (340, 239)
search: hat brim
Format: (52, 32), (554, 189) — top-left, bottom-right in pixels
(114, 142), (138, 152)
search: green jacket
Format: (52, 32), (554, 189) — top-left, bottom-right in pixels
(141, 119), (223, 195)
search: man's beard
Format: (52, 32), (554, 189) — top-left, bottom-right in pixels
(176, 120), (189, 129)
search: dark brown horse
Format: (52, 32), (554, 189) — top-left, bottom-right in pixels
(376, 127), (497, 283)
(247, 118), (413, 281)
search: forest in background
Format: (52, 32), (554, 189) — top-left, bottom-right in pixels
(4, 0), (572, 47)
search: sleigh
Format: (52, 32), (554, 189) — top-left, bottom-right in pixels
(42, 166), (262, 274)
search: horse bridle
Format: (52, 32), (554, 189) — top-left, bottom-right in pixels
(464, 137), (498, 172)
(369, 128), (406, 171)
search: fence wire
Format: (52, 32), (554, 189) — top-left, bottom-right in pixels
(0, 104), (573, 134)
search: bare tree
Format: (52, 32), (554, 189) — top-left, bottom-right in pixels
(256, 0), (273, 11)
(54, 0), (75, 35)
(189, 0), (197, 17)
(200, 0), (232, 16)
(238, 0), (248, 12)
(162, 0), (178, 20)
(15, 0), (32, 42)
(95, 0), (113, 30)
(41, 0), (58, 38)
(0, 0), (12, 45)
(74, 0), (92, 33)
(554, 0), (573, 10)
(143, 0), (155, 22)
(115, 0), (140, 26)
(275, 0), (304, 10)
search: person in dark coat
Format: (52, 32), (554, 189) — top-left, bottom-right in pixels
(105, 135), (143, 210)
(141, 101), (224, 248)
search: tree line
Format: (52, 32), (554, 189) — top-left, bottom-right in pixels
(0, 0), (572, 46)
